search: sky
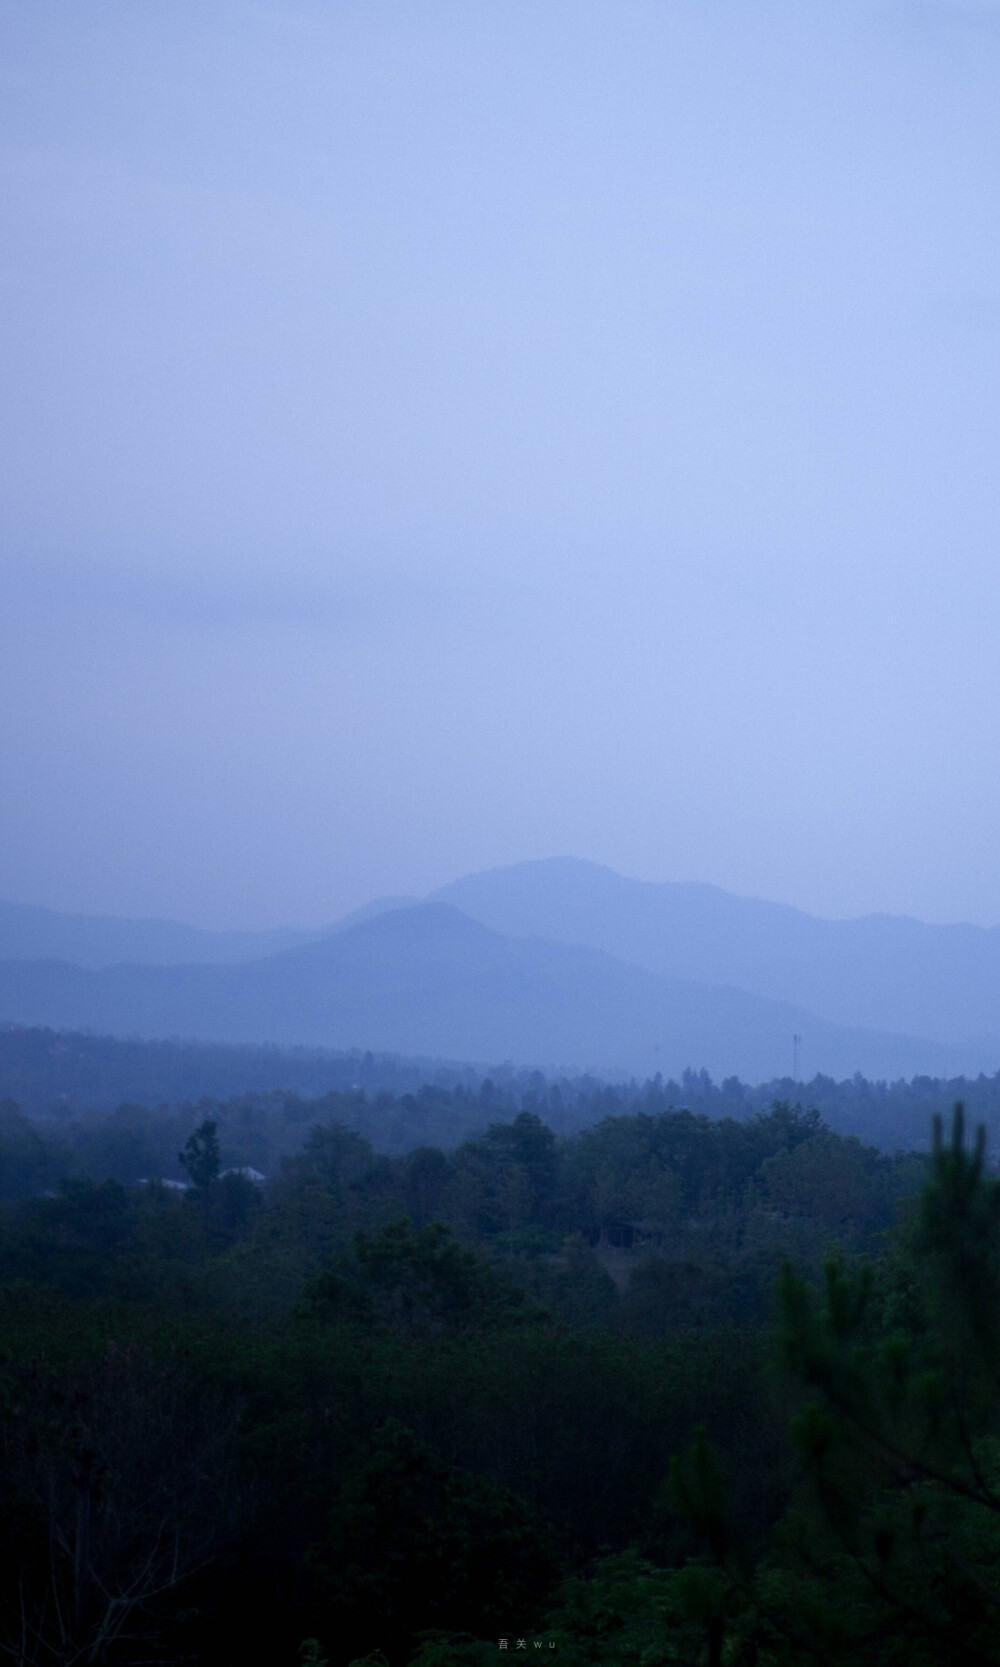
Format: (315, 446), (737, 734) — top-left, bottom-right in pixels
(2, 0), (1000, 930)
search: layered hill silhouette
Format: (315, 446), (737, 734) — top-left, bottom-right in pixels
(0, 900), (978, 1082)
(0, 897), (322, 967)
(432, 858), (1000, 1047)
(2, 860), (999, 1079)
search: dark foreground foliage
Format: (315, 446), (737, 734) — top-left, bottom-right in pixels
(1, 1089), (999, 1664)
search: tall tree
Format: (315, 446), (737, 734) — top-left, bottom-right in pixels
(774, 1104), (1000, 1663)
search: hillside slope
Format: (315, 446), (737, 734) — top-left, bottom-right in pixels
(0, 903), (973, 1082)
(434, 858), (1000, 1046)
(0, 898), (323, 967)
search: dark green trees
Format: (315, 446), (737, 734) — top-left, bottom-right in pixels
(774, 1104), (1000, 1663)
(304, 1218), (536, 1335)
(178, 1118), (221, 1192)
(0, 1301), (237, 1667)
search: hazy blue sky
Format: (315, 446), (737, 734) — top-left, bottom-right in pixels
(3, 0), (1000, 929)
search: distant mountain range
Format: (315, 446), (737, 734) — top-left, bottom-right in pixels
(431, 859), (1000, 1047)
(0, 897), (323, 967)
(2, 861), (998, 1081)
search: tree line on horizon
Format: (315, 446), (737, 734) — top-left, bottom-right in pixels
(7, 1021), (1000, 1153)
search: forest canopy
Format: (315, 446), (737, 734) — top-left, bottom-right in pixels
(3, 1075), (997, 1662)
